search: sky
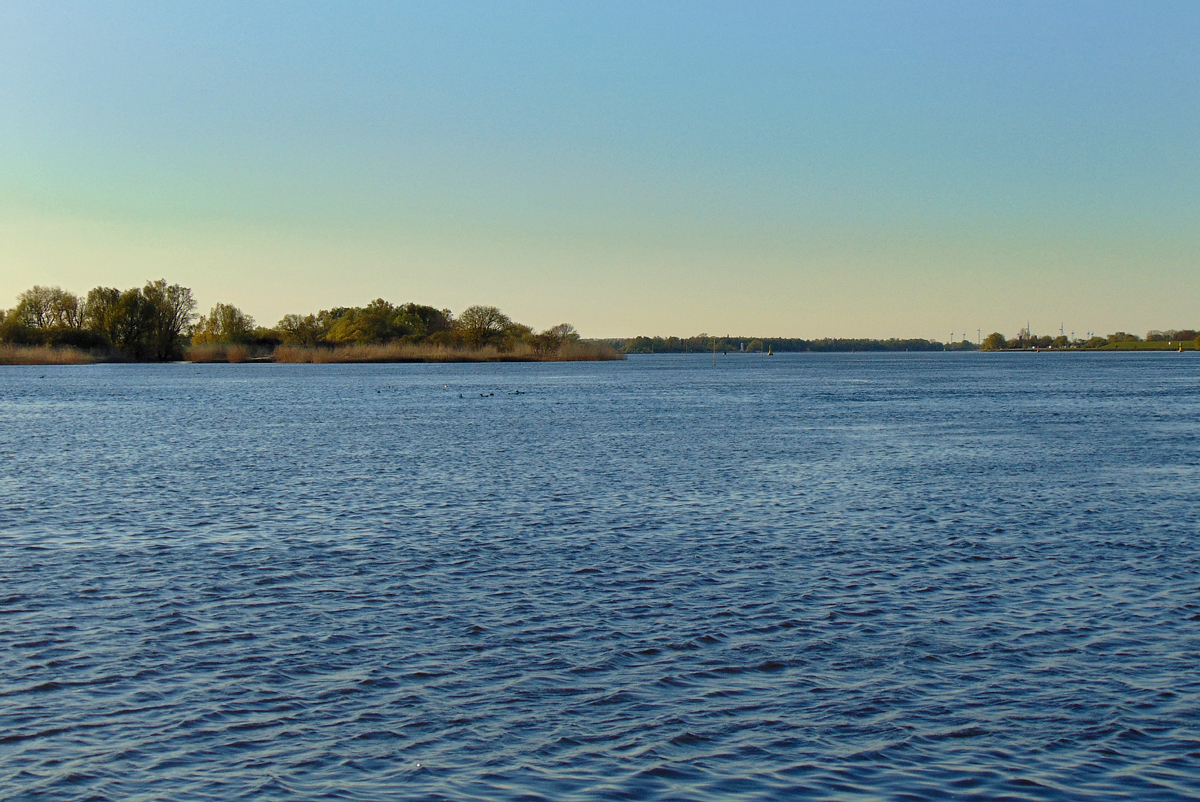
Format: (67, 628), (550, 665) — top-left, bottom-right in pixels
(1, 1), (1197, 340)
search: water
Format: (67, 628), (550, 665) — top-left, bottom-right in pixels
(2, 353), (1199, 801)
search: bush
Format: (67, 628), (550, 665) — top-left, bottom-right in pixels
(0, 317), (43, 345)
(192, 302), (255, 345)
(44, 328), (111, 352)
(981, 332), (1007, 351)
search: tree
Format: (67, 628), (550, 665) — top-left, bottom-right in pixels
(84, 287), (122, 344)
(141, 280), (197, 360)
(13, 286), (82, 329)
(397, 303), (453, 339)
(981, 332), (1007, 351)
(456, 305), (512, 349)
(106, 288), (152, 358)
(192, 302), (256, 345)
(49, 289), (85, 329)
(13, 286), (52, 328)
(322, 299), (414, 344)
(0, 310), (38, 345)
(533, 323), (579, 355)
(504, 321), (534, 347)
(2, 286), (98, 348)
(93, 280), (195, 360)
(277, 313), (325, 346)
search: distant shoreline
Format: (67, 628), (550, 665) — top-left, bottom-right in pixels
(5, 343), (1196, 366)
(0, 341), (624, 366)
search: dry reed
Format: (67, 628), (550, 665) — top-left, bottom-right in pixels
(185, 343), (227, 363)
(185, 343), (257, 363)
(557, 341), (624, 361)
(272, 341), (623, 363)
(0, 345), (96, 366)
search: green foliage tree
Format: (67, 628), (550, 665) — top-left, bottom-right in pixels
(75, 280), (196, 360)
(84, 287), (122, 344)
(13, 286), (54, 328)
(321, 299), (410, 344)
(0, 286), (105, 349)
(141, 280), (197, 360)
(192, 302), (256, 345)
(51, 289), (85, 329)
(396, 303), (453, 340)
(505, 321), (534, 347)
(456, 305), (512, 349)
(14, 286), (85, 329)
(0, 311), (38, 345)
(109, 287), (155, 359)
(981, 332), (1007, 351)
(532, 323), (579, 355)
(276, 313), (325, 346)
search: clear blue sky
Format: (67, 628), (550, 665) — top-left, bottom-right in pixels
(2, 1), (1197, 339)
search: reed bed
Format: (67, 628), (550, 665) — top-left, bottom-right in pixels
(185, 343), (256, 363)
(0, 345), (96, 365)
(556, 341), (624, 361)
(272, 341), (623, 363)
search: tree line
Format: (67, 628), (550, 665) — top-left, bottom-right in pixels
(0, 281), (582, 361)
(980, 328), (1200, 350)
(0, 281), (197, 360)
(613, 335), (966, 354)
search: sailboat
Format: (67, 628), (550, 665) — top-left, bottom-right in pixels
(767, 345), (773, 356)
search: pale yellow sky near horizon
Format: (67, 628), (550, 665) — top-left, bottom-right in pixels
(2, 3), (1197, 341)
(3, 208), (1186, 341)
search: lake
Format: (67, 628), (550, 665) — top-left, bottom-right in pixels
(2, 353), (1199, 800)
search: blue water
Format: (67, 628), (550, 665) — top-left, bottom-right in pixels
(2, 353), (1199, 801)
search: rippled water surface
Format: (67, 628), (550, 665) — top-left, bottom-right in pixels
(3, 353), (1200, 800)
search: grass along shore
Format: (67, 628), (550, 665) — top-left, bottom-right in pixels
(0, 341), (623, 365)
(0, 345), (97, 365)
(268, 341), (621, 363)
(6, 339), (1197, 365)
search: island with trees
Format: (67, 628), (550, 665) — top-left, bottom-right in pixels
(0, 281), (620, 364)
(2, 281), (1196, 364)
